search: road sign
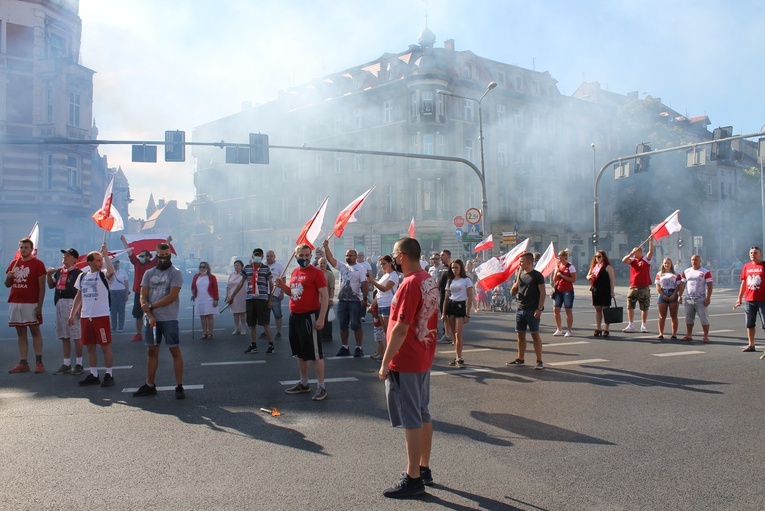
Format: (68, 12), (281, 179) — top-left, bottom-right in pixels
(455, 228), (463, 239)
(465, 208), (481, 225)
(466, 223), (481, 238)
(693, 236), (703, 248)
(453, 215), (465, 228)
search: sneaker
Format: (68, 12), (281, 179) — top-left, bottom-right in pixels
(8, 363), (30, 374)
(420, 467), (434, 486)
(275, 332), (282, 340)
(72, 364), (84, 375)
(622, 324), (635, 333)
(53, 364), (72, 375)
(175, 385), (185, 399)
(640, 325), (648, 333)
(79, 373), (101, 386)
(506, 358), (525, 366)
(353, 347), (364, 358)
(383, 475), (426, 499)
(285, 382), (311, 394)
(131, 333), (143, 342)
(266, 344), (275, 355)
(553, 329), (564, 336)
(116, 328), (124, 332)
(564, 330), (572, 337)
(360, 317), (367, 323)
(335, 346), (351, 357)
(535, 361), (544, 370)
(133, 383), (157, 397)
(101, 374), (115, 387)
(34, 362), (45, 374)
(438, 335), (452, 344)
(259, 332), (267, 339)
(244, 344), (258, 354)
(311, 387), (328, 401)
(448, 358), (465, 367)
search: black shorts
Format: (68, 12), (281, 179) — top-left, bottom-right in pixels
(246, 299), (270, 327)
(289, 311), (323, 361)
(132, 293), (143, 319)
(445, 299), (467, 318)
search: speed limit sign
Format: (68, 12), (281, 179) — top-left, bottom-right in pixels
(465, 208), (481, 225)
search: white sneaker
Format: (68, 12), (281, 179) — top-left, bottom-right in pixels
(564, 330), (572, 337)
(438, 335), (453, 344)
(640, 325), (648, 333)
(553, 329), (564, 336)
(622, 324), (635, 332)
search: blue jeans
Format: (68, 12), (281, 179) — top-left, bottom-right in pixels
(336, 300), (362, 331)
(515, 309), (540, 333)
(110, 290), (128, 330)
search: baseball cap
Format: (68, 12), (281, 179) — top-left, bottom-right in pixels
(61, 248), (79, 258)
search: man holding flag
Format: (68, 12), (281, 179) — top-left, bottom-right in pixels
(621, 238), (655, 333)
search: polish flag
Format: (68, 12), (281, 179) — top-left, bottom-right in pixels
(650, 209), (682, 241)
(475, 238), (529, 290)
(92, 174), (124, 232)
(333, 185), (376, 238)
(474, 234), (494, 252)
(408, 217), (415, 238)
(13, 222), (40, 259)
(297, 196), (329, 250)
(535, 242), (557, 278)
(122, 234), (177, 255)
(74, 249), (130, 270)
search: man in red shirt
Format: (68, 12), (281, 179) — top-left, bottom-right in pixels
(736, 246), (765, 352)
(621, 237), (655, 333)
(4, 237), (47, 373)
(379, 237), (439, 499)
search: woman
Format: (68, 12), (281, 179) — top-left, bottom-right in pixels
(586, 250), (615, 337)
(551, 249), (577, 337)
(191, 262), (219, 340)
(366, 255), (399, 360)
(655, 257), (682, 340)
(318, 257), (335, 343)
(442, 259), (474, 367)
(225, 260), (247, 335)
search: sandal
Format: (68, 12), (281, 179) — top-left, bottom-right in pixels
(670, 335), (677, 340)
(742, 345), (756, 352)
(593, 330), (602, 337)
(602, 331), (610, 338)
(657, 335), (664, 340)
(682, 337), (693, 342)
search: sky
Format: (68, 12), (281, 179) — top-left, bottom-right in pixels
(78, 0), (765, 219)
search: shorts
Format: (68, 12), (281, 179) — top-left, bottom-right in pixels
(288, 310), (323, 361)
(55, 298), (81, 339)
(270, 295), (284, 320)
(627, 286), (651, 311)
(132, 293), (144, 319)
(143, 319), (180, 347)
(445, 299), (467, 318)
(553, 290), (574, 309)
(657, 288), (679, 305)
(8, 303), (40, 327)
(743, 301), (765, 329)
(385, 370), (432, 429)
(378, 306), (391, 317)
(336, 300), (363, 331)
(80, 316), (112, 345)
(246, 299), (270, 327)
(515, 309), (540, 333)
(684, 299), (709, 326)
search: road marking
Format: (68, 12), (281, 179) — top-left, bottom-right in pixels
(653, 351), (706, 357)
(90, 365), (133, 370)
(431, 367), (536, 381)
(201, 360), (266, 366)
(543, 341), (590, 347)
(325, 355), (367, 360)
(0, 392), (36, 399)
(706, 329), (734, 334)
(280, 377), (358, 385)
(546, 358), (609, 367)
(438, 348), (491, 354)
(709, 312), (744, 318)
(122, 384), (204, 393)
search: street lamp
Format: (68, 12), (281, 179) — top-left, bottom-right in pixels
(592, 143), (597, 250)
(437, 81), (497, 239)
(760, 125), (765, 248)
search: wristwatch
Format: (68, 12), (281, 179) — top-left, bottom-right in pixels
(148, 303), (153, 310)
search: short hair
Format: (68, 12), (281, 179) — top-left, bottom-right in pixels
(380, 254), (393, 264)
(252, 248), (264, 256)
(139, 250), (152, 258)
(397, 237), (421, 261)
(156, 243), (170, 251)
(19, 237), (33, 249)
(86, 250), (100, 262)
(441, 249), (451, 257)
(520, 252), (534, 262)
(294, 244), (311, 255)
(234, 259), (244, 269)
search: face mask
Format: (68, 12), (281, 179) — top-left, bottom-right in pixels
(138, 256), (148, 264)
(251, 256), (262, 265)
(296, 258), (310, 268)
(157, 257), (172, 270)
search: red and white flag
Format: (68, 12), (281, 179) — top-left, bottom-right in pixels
(13, 222), (39, 260)
(122, 234), (177, 255)
(333, 185), (376, 238)
(92, 174), (124, 232)
(535, 242), (557, 278)
(408, 217), (415, 238)
(297, 196), (329, 250)
(475, 238), (529, 290)
(474, 234), (494, 252)
(650, 209), (681, 241)
(74, 249), (130, 270)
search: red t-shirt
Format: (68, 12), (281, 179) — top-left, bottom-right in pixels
(6, 258), (47, 303)
(629, 257), (652, 287)
(554, 262), (575, 292)
(287, 265), (327, 314)
(388, 269), (440, 373)
(128, 253), (158, 293)
(740, 261), (765, 302)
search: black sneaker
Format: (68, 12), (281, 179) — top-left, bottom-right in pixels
(175, 385), (185, 399)
(79, 373), (101, 386)
(285, 382), (311, 394)
(244, 344), (258, 354)
(335, 346), (351, 357)
(275, 332), (282, 340)
(420, 467), (434, 486)
(259, 332), (267, 339)
(383, 475), (426, 499)
(53, 364), (72, 375)
(72, 364), (84, 375)
(535, 361), (544, 370)
(353, 347), (364, 358)
(266, 344), (275, 355)
(133, 383), (157, 397)
(506, 359), (525, 366)
(101, 374), (115, 387)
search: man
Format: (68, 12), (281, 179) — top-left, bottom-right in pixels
(427, 253), (440, 276)
(108, 260), (130, 332)
(621, 237), (655, 333)
(68, 245), (116, 387)
(231, 248), (275, 355)
(379, 237), (439, 499)
(357, 251), (374, 321)
(679, 254), (713, 343)
(5, 237), (47, 373)
(276, 244), (330, 401)
(436, 250), (453, 344)
(506, 252), (546, 370)
(736, 246), (765, 353)
(135, 243), (185, 399)
(46, 248), (84, 375)
(318, 257), (336, 343)
(322, 240), (368, 357)
(265, 250), (285, 340)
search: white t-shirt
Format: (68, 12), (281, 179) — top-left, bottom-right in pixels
(359, 260), (373, 277)
(448, 277), (474, 302)
(268, 261), (286, 298)
(375, 271), (400, 308)
(75, 270), (111, 318)
(109, 268), (129, 292)
(336, 262), (366, 301)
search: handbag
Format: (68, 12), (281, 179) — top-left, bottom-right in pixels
(602, 298), (623, 324)
(327, 306), (336, 322)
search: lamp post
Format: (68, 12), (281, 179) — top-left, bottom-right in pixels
(591, 143), (597, 251)
(760, 125), (765, 248)
(437, 81), (497, 239)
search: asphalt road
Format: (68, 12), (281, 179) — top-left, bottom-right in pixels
(0, 283), (762, 510)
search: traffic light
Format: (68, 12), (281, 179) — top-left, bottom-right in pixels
(711, 126), (732, 161)
(592, 232), (599, 245)
(634, 142), (651, 172)
(677, 238), (683, 249)
(164, 130), (185, 162)
(249, 133), (269, 164)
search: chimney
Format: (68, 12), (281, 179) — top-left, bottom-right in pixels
(158, 199), (166, 209)
(444, 39), (455, 51)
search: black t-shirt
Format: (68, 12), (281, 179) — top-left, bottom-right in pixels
(517, 269), (545, 310)
(437, 265), (450, 297)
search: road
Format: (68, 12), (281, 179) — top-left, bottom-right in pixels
(0, 282), (762, 510)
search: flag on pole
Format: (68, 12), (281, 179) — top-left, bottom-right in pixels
(297, 196), (329, 250)
(474, 234), (494, 252)
(650, 209), (682, 241)
(535, 242), (557, 278)
(92, 174), (124, 232)
(333, 185), (376, 238)
(13, 222), (39, 259)
(408, 217), (415, 238)
(122, 234), (177, 255)
(475, 238), (530, 290)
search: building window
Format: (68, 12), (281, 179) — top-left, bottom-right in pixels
(46, 155), (54, 190)
(463, 100), (474, 122)
(496, 105), (506, 127)
(66, 157), (78, 189)
(464, 139), (474, 162)
(531, 80), (540, 95)
(68, 92), (80, 127)
(315, 155), (323, 177)
(436, 94), (445, 120)
(497, 143), (507, 168)
(497, 71), (506, 87)
(547, 115), (556, 134)
(354, 108), (363, 129)
(385, 185), (395, 214)
(515, 75), (523, 91)
(463, 63), (473, 80)
(383, 100), (393, 123)
(423, 134), (434, 155)
(514, 109), (523, 130)
(47, 32), (66, 59)
(47, 87), (54, 123)
(334, 155), (342, 174)
(410, 93), (418, 122)
(499, 186), (510, 214)
(354, 155), (363, 172)
(422, 92), (434, 115)
(531, 112), (540, 132)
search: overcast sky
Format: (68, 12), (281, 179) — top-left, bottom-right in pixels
(78, 0), (764, 219)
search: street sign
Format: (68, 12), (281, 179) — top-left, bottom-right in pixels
(455, 228), (463, 239)
(465, 208), (481, 225)
(693, 236), (703, 248)
(466, 223), (481, 238)
(453, 215), (465, 228)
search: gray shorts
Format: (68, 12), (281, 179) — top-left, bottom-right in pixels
(55, 298), (81, 340)
(385, 370), (432, 429)
(684, 299), (710, 326)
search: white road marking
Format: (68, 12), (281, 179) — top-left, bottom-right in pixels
(201, 360), (266, 366)
(438, 348), (492, 354)
(653, 351), (706, 357)
(546, 358), (609, 367)
(543, 341), (590, 347)
(706, 329), (734, 334)
(122, 384), (204, 393)
(0, 392), (36, 399)
(431, 367), (536, 381)
(90, 365), (133, 370)
(280, 377), (358, 385)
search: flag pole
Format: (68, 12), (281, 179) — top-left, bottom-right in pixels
(636, 234), (653, 250)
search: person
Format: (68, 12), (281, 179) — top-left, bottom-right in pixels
(46, 248), (84, 375)
(655, 257), (682, 340)
(737, 246), (765, 353)
(68, 245), (116, 387)
(322, 240), (368, 357)
(551, 249), (577, 337)
(317, 257), (335, 343)
(621, 238), (655, 333)
(679, 254), (713, 343)
(5, 237), (47, 374)
(191, 261), (219, 340)
(232, 248), (275, 355)
(379, 237), (439, 499)
(586, 250), (616, 337)
(427, 253), (441, 278)
(276, 244), (330, 401)
(357, 251), (374, 321)
(436, 250), (454, 344)
(266, 250), (285, 340)
(475, 280), (488, 312)
(442, 258), (474, 367)
(108, 259), (130, 332)
(224, 260), (247, 335)
(506, 252), (546, 369)
(134, 243), (185, 399)
(367, 254), (400, 360)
